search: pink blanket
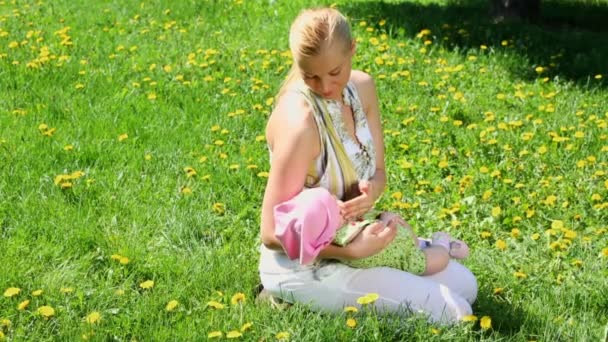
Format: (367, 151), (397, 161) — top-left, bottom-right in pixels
(273, 188), (342, 265)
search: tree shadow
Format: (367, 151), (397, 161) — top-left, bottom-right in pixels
(343, 0), (608, 88)
(472, 289), (540, 338)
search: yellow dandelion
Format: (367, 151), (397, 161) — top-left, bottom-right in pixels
(64, 144), (74, 151)
(139, 280), (154, 289)
(147, 92), (157, 100)
(37, 305), (55, 318)
(3, 287), (20, 297)
(118, 133), (128, 142)
(119, 257), (129, 265)
(276, 332), (290, 340)
(208, 331), (223, 338)
(145, 154), (152, 161)
(595, 74), (602, 79)
(257, 171), (269, 178)
(346, 318), (357, 328)
(480, 231), (492, 239)
(181, 187), (192, 195)
(491, 206), (502, 217)
(60, 287), (74, 294)
(493, 287), (504, 295)
(206, 301), (225, 310)
(17, 299), (30, 311)
(32, 289), (43, 296)
(343, 306), (358, 313)
(212, 202), (225, 215)
(531, 233), (540, 240)
(599, 247), (608, 257)
(165, 300), (179, 312)
(115, 289), (125, 296)
(240, 322), (253, 332)
(356, 293), (379, 305)
(480, 316), (492, 330)
(231, 292), (246, 305)
(86, 311), (101, 324)
(551, 220), (564, 230)
(462, 314), (477, 322)
(184, 166), (197, 177)
(496, 239), (507, 251)
(226, 330), (242, 338)
(514, 271), (527, 279)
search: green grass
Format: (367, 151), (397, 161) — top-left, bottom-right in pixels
(1, 0), (607, 340)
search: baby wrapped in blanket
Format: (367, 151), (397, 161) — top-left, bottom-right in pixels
(274, 187), (468, 275)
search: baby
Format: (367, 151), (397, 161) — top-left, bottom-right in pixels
(274, 187), (469, 275)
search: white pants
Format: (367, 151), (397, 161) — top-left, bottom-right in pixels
(260, 260), (477, 324)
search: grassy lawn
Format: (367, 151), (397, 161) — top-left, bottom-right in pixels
(1, 0), (607, 340)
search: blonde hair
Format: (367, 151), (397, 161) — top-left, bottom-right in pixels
(277, 8), (352, 97)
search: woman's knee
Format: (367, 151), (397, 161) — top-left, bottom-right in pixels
(450, 261), (478, 304)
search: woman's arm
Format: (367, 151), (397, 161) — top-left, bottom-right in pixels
(260, 94), (317, 250)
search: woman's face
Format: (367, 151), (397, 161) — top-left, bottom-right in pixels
(296, 40), (355, 101)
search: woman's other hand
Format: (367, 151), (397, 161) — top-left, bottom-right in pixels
(338, 180), (375, 221)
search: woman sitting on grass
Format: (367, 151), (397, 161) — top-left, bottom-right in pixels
(258, 7), (477, 324)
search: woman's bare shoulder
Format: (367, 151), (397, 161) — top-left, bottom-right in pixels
(349, 70), (378, 112)
(350, 70), (375, 89)
(266, 92), (318, 150)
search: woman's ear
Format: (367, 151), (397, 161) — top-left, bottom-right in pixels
(350, 39), (357, 56)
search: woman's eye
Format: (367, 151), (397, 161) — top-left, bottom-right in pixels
(329, 71), (340, 76)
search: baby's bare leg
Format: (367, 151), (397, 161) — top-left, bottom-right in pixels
(421, 246), (450, 275)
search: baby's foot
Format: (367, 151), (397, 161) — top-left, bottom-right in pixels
(431, 232), (469, 259)
(448, 240), (469, 259)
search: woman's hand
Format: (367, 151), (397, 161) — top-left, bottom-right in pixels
(379, 212), (411, 230)
(338, 180), (375, 221)
(345, 220), (397, 259)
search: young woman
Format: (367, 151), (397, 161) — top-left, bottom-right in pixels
(258, 7), (477, 323)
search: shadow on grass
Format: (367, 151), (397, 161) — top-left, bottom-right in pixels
(472, 289), (539, 338)
(343, 0), (608, 87)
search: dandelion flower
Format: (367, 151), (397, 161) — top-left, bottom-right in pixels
(240, 322), (253, 332)
(37, 306), (55, 318)
(356, 293), (379, 305)
(17, 300), (30, 310)
(480, 316), (492, 330)
(86, 311), (101, 324)
(496, 239), (507, 251)
(212, 203), (225, 215)
(231, 292), (246, 305)
(139, 280), (154, 289)
(276, 332), (290, 340)
(32, 289), (43, 296)
(346, 318), (357, 328)
(118, 133), (128, 142)
(493, 287), (504, 295)
(343, 306), (358, 313)
(514, 271), (527, 279)
(206, 301), (224, 310)
(165, 300), (179, 312)
(226, 330), (242, 338)
(462, 314), (477, 322)
(60, 287), (74, 294)
(3, 287), (20, 297)
(208, 331), (223, 338)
